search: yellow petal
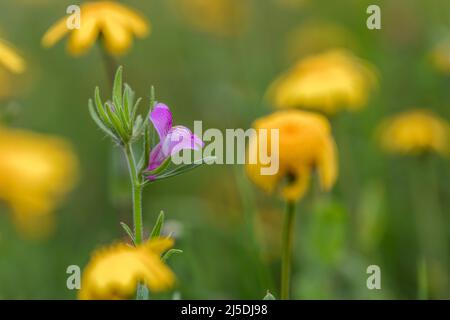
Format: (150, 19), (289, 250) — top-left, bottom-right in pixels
(100, 17), (132, 56)
(108, 2), (150, 37)
(317, 137), (338, 191)
(41, 17), (70, 48)
(142, 237), (174, 255)
(0, 40), (26, 74)
(67, 14), (99, 56)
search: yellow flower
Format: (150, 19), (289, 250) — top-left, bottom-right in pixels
(267, 49), (377, 115)
(245, 110), (338, 201)
(0, 127), (78, 237)
(0, 39), (25, 74)
(174, 0), (249, 37)
(42, 1), (150, 56)
(79, 238), (175, 300)
(430, 37), (450, 74)
(378, 109), (450, 157)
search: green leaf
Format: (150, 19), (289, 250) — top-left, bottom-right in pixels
(94, 86), (112, 128)
(112, 66), (123, 110)
(88, 100), (119, 142)
(143, 125), (151, 170)
(123, 84), (132, 121)
(151, 157), (215, 181)
(132, 115), (144, 137)
(144, 156), (171, 176)
(162, 249), (183, 262)
(105, 101), (128, 142)
(263, 290), (276, 300)
(150, 211), (165, 238)
(120, 222), (136, 245)
(131, 97), (142, 122)
(149, 86), (155, 109)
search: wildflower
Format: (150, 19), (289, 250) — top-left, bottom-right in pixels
(79, 237), (175, 300)
(430, 37), (450, 74)
(0, 127), (78, 237)
(245, 110), (338, 202)
(42, 1), (150, 56)
(0, 39), (26, 73)
(267, 49), (377, 115)
(147, 103), (204, 171)
(378, 109), (450, 157)
(174, 0), (249, 37)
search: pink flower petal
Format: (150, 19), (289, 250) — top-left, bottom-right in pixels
(147, 126), (204, 171)
(149, 103), (172, 140)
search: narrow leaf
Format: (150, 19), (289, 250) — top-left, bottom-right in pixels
(123, 84), (132, 121)
(162, 249), (183, 262)
(112, 66), (123, 109)
(120, 222), (136, 245)
(88, 100), (119, 142)
(132, 115), (143, 137)
(144, 156), (171, 176)
(94, 86), (113, 128)
(106, 101), (128, 141)
(131, 97), (142, 122)
(152, 157), (215, 181)
(142, 125), (151, 170)
(150, 211), (165, 238)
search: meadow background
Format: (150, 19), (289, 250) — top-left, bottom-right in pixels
(0, 0), (449, 299)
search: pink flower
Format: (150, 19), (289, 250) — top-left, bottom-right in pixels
(147, 103), (204, 172)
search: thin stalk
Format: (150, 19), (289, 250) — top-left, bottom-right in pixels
(124, 144), (147, 300)
(124, 144), (143, 245)
(281, 200), (296, 300)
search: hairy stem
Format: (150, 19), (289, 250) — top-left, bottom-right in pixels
(124, 144), (143, 245)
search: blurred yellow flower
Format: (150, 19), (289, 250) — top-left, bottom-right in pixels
(378, 109), (450, 157)
(174, 0), (249, 37)
(79, 238), (175, 300)
(42, 1), (150, 56)
(246, 110), (338, 201)
(0, 127), (78, 237)
(0, 39), (26, 74)
(430, 37), (450, 74)
(267, 49), (377, 115)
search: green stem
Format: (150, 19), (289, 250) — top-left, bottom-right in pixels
(281, 200), (296, 300)
(124, 144), (143, 245)
(124, 144), (147, 300)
